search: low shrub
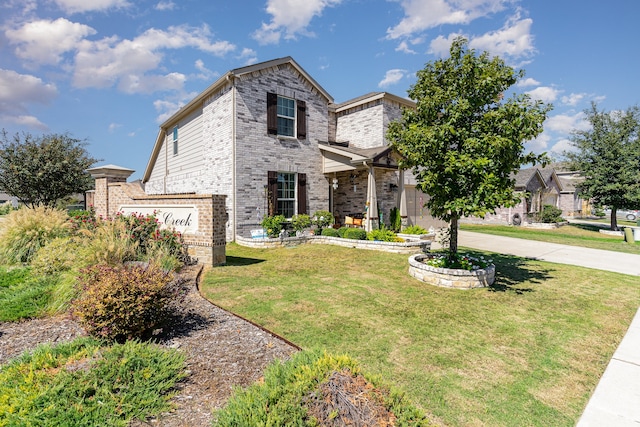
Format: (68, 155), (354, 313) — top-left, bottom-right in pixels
(0, 206), (70, 264)
(214, 350), (427, 426)
(82, 219), (138, 266)
(367, 228), (398, 242)
(30, 237), (82, 276)
(0, 267), (58, 321)
(321, 228), (339, 237)
(0, 201), (14, 216)
(337, 227), (349, 238)
(0, 337), (186, 426)
(538, 204), (564, 223)
(343, 228), (367, 240)
(68, 207), (98, 233)
(389, 207), (402, 232)
(261, 215), (286, 238)
(312, 210), (334, 232)
(291, 214), (311, 233)
(72, 263), (185, 342)
(401, 225), (428, 235)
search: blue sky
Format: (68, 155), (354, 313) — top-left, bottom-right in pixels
(1, 0), (638, 181)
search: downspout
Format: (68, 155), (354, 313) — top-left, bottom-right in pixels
(164, 130), (168, 193)
(229, 75), (237, 241)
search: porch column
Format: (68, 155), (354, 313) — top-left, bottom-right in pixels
(365, 165), (379, 231)
(398, 169), (408, 229)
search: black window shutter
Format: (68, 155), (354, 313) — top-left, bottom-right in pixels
(297, 173), (307, 215)
(297, 100), (306, 139)
(268, 171), (278, 216)
(267, 92), (277, 135)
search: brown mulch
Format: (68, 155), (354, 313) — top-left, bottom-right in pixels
(0, 264), (299, 426)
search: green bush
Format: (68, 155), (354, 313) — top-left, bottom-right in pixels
(389, 207), (402, 232)
(261, 214), (286, 238)
(30, 237), (81, 276)
(0, 201), (14, 216)
(0, 337), (186, 426)
(291, 214), (311, 233)
(367, 228), (398, 242)
(343, 228), (367, 240)
(538, 205), (564, 223)
(321, 228), (339, 237)
(312, 210), (334, 231)
(402, 225), (428, 235)
(0, 266), (59, 321)
(214, 350), (427, 426)
(337, 226), (349, 237)
(72, 263), (185, 342)
(68, 207), (98, 233)
(0, 206), (70, 264)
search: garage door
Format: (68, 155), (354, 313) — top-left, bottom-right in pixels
(404, 186), (448, 230)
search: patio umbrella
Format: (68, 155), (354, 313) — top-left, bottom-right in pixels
(365, 165), (379, 231)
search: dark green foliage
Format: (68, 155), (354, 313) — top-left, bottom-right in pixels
(343, 228), (367, 240)
(321, 228), (339, 237)
(213, 350), (428, 426)
(72, 263), (185, 342)
(313, 210), (334, 231)
(389, 207), (402, 232)
(564, 103), (640, 230)
(337, 227), (349, 237)
(0, 337), (186, 426)
(0, 130), (98, 208)
(68, 207), (98, 232)
(537, 205), (564, 223)
(291, 214), (311, 233)
(387, 37), (550, 255)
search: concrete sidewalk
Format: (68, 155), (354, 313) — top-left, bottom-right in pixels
(449, 230), (640, 425)
(456, 230), (640, 276)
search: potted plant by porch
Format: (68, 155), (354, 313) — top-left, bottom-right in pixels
(387, 38), (551, 288)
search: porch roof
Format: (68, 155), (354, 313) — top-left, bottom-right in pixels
(318, 142), (397, 173)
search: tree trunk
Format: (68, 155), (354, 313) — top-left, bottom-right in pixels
(449, 215), (459, 257)
(611, 206), (618, 231)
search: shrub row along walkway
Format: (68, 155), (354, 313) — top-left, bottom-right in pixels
(446, 230), (640, 425)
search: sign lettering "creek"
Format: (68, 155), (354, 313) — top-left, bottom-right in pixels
(118, 205), (199, 234)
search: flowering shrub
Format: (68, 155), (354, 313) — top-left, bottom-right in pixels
(72, 263), (185, 342)
(424, 252), (493, 271)
(68, 207), (98, 233)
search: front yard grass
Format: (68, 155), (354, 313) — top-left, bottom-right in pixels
(460, 223), (640, 255)
(201, 243), (640, 427)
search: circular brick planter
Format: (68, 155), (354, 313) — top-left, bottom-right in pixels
(408, 254), (495, 289)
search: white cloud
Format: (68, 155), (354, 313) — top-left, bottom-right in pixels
(73, 25), (235, 93)
(469, 14), (535, 59)
(428, 33), (463, 56)
(517, 77), (539, 87)
(549, 138), (574, 155)
(153, 91), (198, 123)
(561, 93), (586, 106)
(526, 132), (551, 152)
(378, 69), (407, 88)
(0, 69), (57, 130)
(5, 18), (96, 66)
(108, 123), (122, 133)
(52, 0), (130, 14)
(395, 40), (417, 54)
(155, 1), (176, 11)
(237, 48), (258, 65)
(253, 0), (342, 45)
(386, 0), (511, 40)
(544, 112), (589, 133)
(526, 86), (560, 103)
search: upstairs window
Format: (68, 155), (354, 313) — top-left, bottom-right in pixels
(172, 126), (178, 155)
(277, 96), (295, 137)
(267, 92), (306, 139)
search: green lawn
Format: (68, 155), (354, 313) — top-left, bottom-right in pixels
(460, 223), (640, 255)
(201, 243), (640, 427)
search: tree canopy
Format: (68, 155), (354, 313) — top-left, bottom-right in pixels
(564, 103), (640, 230)
(0, 130), (98, 208)
(387, 37), (551, 255)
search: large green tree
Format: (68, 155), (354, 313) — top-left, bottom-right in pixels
(0, 130), (98, 208)
(565, 103), (640, 230)
(388, 38), (551, 257)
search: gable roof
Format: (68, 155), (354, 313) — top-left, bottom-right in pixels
(143, 57), (333, 182)
(331, 92), (414, 113)
(512, 167), (546, 191)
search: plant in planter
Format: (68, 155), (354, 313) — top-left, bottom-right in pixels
(537, 205), (563, 223)
(291, 214), (311, 236)
(401, 225), (428, 235)
(260, 214), (286, 238)
(388, 37), (550, 267)
(312, 210), (334, 234)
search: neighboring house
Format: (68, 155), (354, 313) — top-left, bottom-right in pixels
(142, 57), (444, 241)
(464, 163), (586, 225)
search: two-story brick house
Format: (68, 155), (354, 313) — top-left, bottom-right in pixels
(142, 57), (444, 241)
